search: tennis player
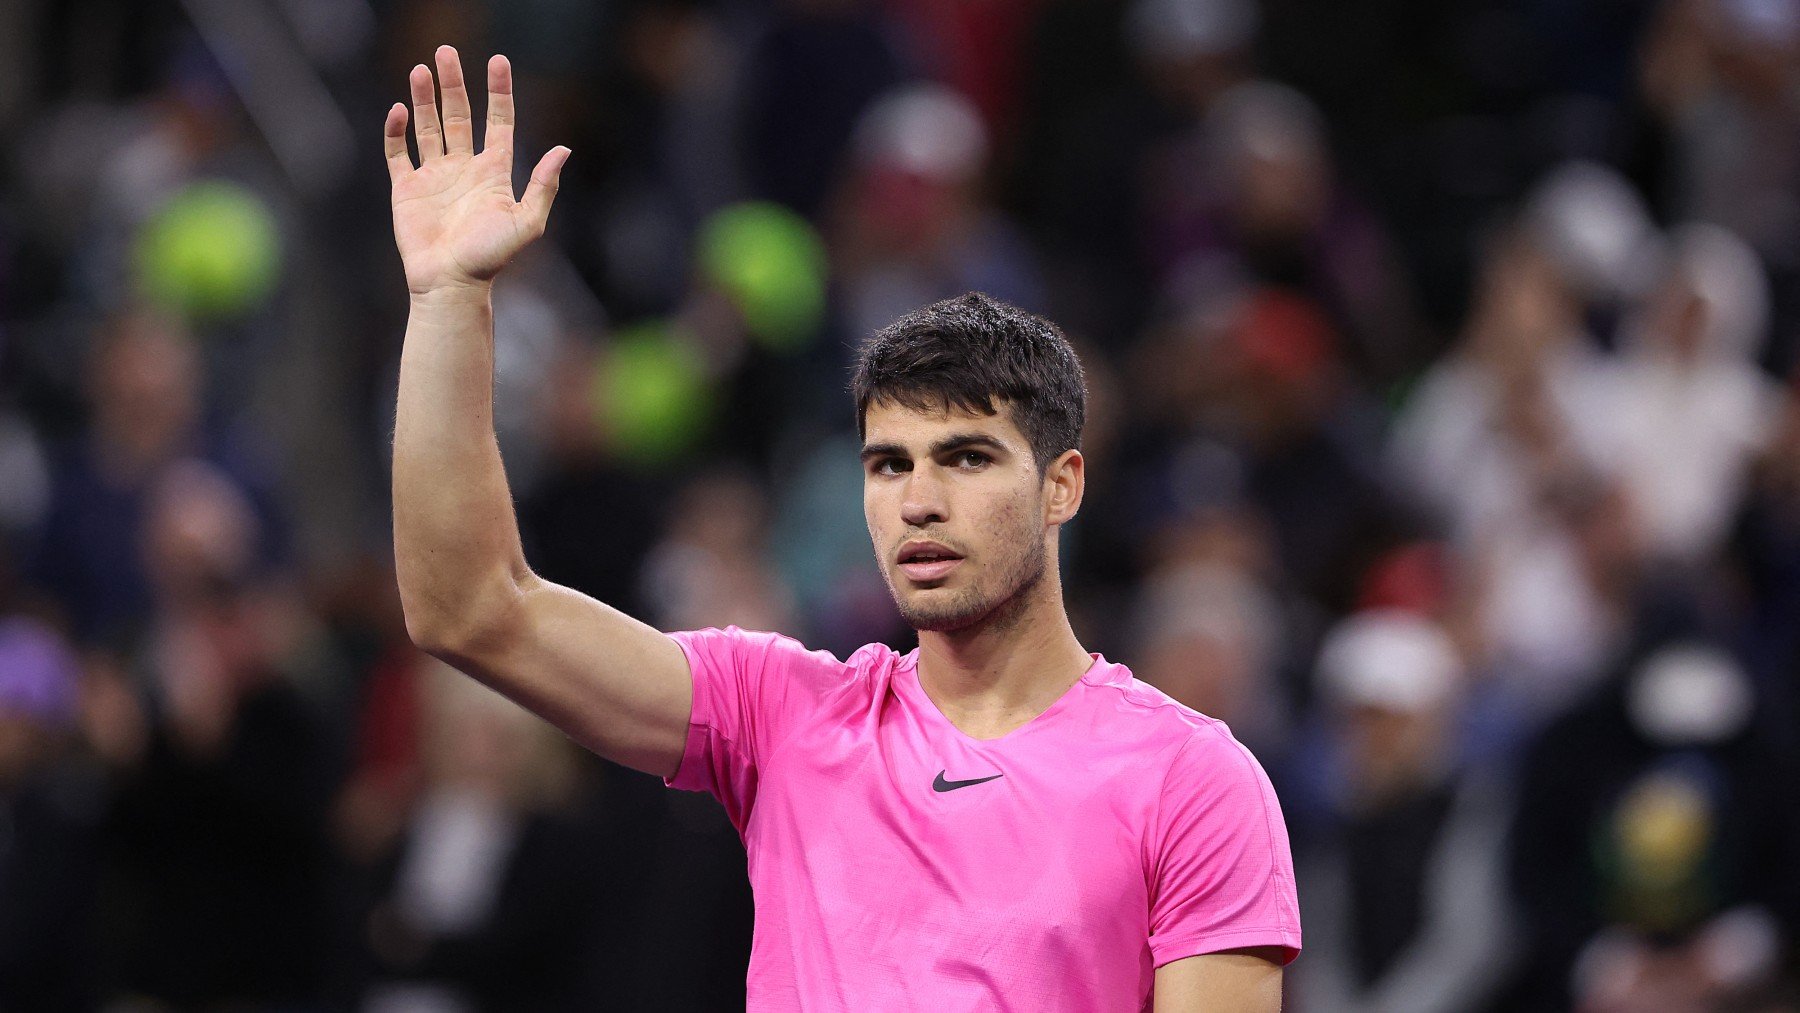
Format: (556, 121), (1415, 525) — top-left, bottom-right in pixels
(387, 46), (1301, 1011)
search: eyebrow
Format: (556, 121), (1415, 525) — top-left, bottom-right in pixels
(859, 432), (1013, 462)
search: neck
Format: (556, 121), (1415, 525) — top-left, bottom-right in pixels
(914, 567), (1092, 738)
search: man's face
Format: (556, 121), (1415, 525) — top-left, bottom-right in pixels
(861, 399), (1050, 633)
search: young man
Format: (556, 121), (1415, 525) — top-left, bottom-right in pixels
(386, 46), (1301, 1011)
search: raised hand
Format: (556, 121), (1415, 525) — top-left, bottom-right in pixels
(384, 47), (570, 295)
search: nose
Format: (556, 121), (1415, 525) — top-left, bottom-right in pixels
(900, 465), (948, 528)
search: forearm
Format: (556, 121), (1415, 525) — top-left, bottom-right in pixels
(392, 282), (531, 645)
(375, 48), (690, 774)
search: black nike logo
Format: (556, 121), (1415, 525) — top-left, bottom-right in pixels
(933, 770), (1004, 793)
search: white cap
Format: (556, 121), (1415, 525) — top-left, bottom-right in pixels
(853, 84), (988, 183)
(1527, 160), (1662, 302)
(1317, 609), (1461, 713)
(1627, 642), (1754, 746)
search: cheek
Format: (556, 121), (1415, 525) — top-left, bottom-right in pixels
(1012, 484), (1045, 529)
(984, 487), (1041, 556)
(864, 490), (890, 546)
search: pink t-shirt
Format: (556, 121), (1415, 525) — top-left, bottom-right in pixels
(665, 626), (1302, 1011)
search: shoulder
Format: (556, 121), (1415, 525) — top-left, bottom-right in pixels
(1084, 662), (1249, 757)
(1084, 665), (1281, 816)
(668, 625), (905, 688)
(1107, 668), (1303, 965)
(669, 624), (830, 662)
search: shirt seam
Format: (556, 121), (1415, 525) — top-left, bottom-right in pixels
(1153, 727), (1297, 941)
(1091, 676), (1228, 730)
(1219, 731), (1297, 938)
(1149, 925), (1302, 966)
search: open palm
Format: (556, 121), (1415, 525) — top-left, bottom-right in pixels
(384, 47), (569, 294)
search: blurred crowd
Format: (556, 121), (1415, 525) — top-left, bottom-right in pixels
(3, 0), (1800, 1010)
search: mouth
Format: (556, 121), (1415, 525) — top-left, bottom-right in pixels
(897, 541), (965, 583)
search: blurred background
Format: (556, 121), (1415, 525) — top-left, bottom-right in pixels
(3, 0), (1800, 1009)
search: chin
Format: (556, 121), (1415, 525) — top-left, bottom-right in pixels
(902, 609), (980, 634)
(893, 587), (988, 633)
(898, 582), (1034, 635)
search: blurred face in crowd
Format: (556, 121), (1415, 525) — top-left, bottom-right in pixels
(90, 313), (201, 474)
(1341, 702), (1452, 807)
(1230, 141), (1328, 243)
(861, 399), (1079, 633)
(1469, 237), (1580, 369)
(143, 460), (259, 607)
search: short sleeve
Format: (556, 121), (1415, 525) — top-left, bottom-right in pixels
(663, 626), (855, 830)
(1147, 729), (1303, 968)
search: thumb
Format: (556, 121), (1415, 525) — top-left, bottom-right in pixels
(521, 146), (571, 233)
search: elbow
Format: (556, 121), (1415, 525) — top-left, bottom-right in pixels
(399, 572), (531, 664)
(401, 604), (463, 660)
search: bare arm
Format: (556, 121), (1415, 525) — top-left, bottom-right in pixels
(1153, 947), (1286, 1013)
(388, 46), (690, 777)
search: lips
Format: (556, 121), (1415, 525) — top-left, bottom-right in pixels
(898, 540), (964, 583)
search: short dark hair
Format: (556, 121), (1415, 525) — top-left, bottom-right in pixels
(851, 292), (1086, 472)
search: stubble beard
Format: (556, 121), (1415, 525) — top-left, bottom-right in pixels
(889, 527), (1048, 635)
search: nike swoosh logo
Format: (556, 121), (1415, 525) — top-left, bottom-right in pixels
(933, 770), (1004, 793)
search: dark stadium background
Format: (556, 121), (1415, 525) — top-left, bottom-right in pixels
(2, 0), (1799, 1009)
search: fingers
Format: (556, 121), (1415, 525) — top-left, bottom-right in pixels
(484, 54), (515, 155)
(434, 45), (475, 156)
(383, 103), (414, 184)
(394, 47), (566, 237)
(408, 64), (444, 161)
(522, 146), (572, 233)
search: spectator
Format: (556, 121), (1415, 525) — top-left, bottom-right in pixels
(99, 460), (340, 1007)
(829, 83), (1045, 341)
(1391, 221), (1633, 725)
(28, 311), (282, 648)
(1291, 609), (1516, 1013)
(1146, 80), (1432, 386)
(356, 663), (602, 1013)
(1602, 223), (1782, 564)
(1508, 632), (1800, 1010)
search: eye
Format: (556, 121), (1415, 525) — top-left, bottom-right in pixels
(953, 451), (990, 469)
(870, 457), (910, 476)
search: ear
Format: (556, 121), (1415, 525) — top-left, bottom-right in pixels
(1042, 448), (1085, 527)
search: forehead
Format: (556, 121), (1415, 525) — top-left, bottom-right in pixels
(861, 396), (1026, 450)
